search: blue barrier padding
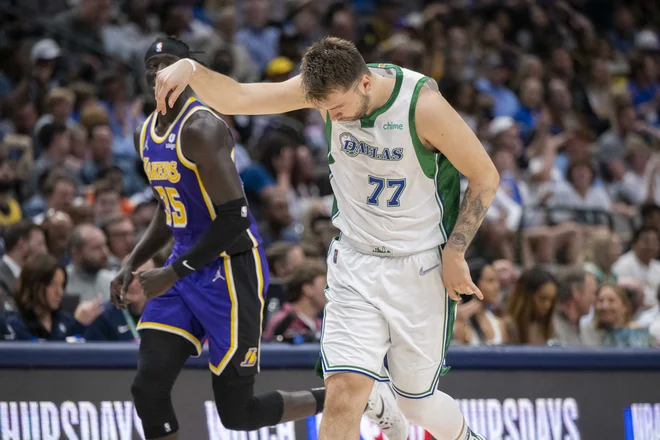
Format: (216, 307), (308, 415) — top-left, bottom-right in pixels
(0, 343), (659, 370)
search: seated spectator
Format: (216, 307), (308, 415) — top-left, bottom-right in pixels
(475, 54), (520, 118)
(84, 259), (153, 342)
(552, 269), (598, 345)
(640, 203), (660, 231)
(504, 267), (558, 345)
(101, 215), (136, 271)
(66, 224), (113, 301)
(258, 190), (301, 248)
(648, 287), (660, 346)
(79, 124), (115, 186)
(2, 253), (102, 341)
(93, 183), (123, 225)
(264, 241), (305, 318)
(29, 171), (78, 224)
(582, 283), (653, 348)
(549, 159), (612, 227)
(0, 143), (22, 231)
(514, 77), (544, 144)
(41, 210), (74, 265)
(454, 260), (507, 346)
(612, 226), (660, 309)
(25, 123), (74, 200)
(584, 229), (622, 284)
(0, 221), (47, 301)
(263, 260), (326, 343)
(131, 199), (158, 238)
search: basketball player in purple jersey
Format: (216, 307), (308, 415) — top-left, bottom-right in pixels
(110, 37), (406, 440)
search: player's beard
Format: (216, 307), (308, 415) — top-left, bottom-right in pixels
(342, 91), (371, 121)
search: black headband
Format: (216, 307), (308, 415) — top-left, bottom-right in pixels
(144, 38), (191, 62)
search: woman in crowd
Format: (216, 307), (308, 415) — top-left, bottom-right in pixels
(504, 267), (558, 345)
(582, 283), (654, 348)
(454, 259), (507, 345)
(2, 253), (101, 341)
(584, 228), (622, 284)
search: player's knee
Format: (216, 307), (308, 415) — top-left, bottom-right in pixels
(324, 374), (372, 417)
(396, 392), (461, 430)
(131, 372), (171, 414)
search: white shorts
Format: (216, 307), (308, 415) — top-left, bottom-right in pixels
(321, 237), (456, 398)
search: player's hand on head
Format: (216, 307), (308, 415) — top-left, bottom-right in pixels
(155, 59), (194, 115)
(442, 250), (484, 301)
(138, 265), (179, 300)
(110, 266), (134, 309)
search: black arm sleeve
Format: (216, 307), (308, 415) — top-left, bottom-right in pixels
(170, 198), (251, 278)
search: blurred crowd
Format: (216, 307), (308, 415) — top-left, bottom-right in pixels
(0, 0), (658, 349)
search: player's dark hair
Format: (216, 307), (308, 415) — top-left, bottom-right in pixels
(300, 37), (370, 105)
(285, 260), (326, 303)
(3, 221), (43, 253)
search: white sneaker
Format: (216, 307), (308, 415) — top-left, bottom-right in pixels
(364, 381), (409, 440)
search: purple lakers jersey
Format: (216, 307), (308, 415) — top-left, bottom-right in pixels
(139, 97), (262, 256)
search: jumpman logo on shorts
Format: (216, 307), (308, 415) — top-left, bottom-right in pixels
(213, 268), (225, 282)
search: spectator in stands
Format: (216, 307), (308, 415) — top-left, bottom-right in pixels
(52, 0), (111, 67)
(0, 144), (22, 230)
(235, 0), (281, 73)
(514, 78), (544, 144)
(41, 211), (74, 265)
(627, 53), (659, 125)
(258, 190), (300, 248)
(597, 101), (640, 168)
(264, 241), (305, 317)
(2, 253), (102, 341)
(648, 287), (660, 346)
(584, 229), (622, 284)
(93, 184), (122, 225)
(31, 172), (78, 224)
(34, 88), (76, 149)
(612, 226), (660, 309)
(0, 221), (47, 299)
(101, 215), (136, 272)
(84, 259), (153, 342)
(504, 267), (558, 345)
(66, 224), (113, 301)
(553, 269), (598, 345)
(80, 124), (114, 186)
(454, 259), (507, 346)
(26, 123), (72, 199)
(475, 54), (520, 118)
(640, 203), (660, 231)
(263, 260), (326, 342)
(131, 199), (158, 237)
(583, 284), (653, 348)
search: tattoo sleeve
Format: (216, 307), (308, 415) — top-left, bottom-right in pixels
(446, 185), (496, 253)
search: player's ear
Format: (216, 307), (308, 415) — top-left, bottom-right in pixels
(360, 74), (371, 93)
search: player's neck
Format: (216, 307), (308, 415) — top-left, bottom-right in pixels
(158, 90), (194, 127)
(366, 74), (396, 115)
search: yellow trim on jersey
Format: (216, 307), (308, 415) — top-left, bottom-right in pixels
(175, 106), (259, 251)
(175, 105), (217, 220)
(139, 115), (151, 159)
(252, 247), (265, 373)
(149, 97), (197, 143)
(136, 321), (203, 355)
(209, 255), (239, 375)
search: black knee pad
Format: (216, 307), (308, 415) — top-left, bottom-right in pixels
(212, 367), (284, 431)
(132, 330), (195, 438)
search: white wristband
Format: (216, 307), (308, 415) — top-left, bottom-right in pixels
(185, 58), (197, 74)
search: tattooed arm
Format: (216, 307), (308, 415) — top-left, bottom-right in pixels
(415, 87), (499, 299)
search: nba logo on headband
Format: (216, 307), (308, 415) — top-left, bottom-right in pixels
(156, 42), (163, 53)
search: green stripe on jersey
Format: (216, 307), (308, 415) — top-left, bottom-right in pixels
(360, 64), (403, 128)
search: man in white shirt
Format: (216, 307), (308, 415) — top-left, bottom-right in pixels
(612, 226), (660, 309)
(0, 221), (48, 312)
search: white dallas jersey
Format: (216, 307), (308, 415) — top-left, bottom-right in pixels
(326, 64), (460, 255)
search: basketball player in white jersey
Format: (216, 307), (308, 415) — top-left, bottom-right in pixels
(154, 38), (498, 440)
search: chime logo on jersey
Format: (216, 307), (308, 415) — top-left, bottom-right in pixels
(339, 132), (403, 161)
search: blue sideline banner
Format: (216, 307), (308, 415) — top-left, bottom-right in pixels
(1, 369), (660, 439)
